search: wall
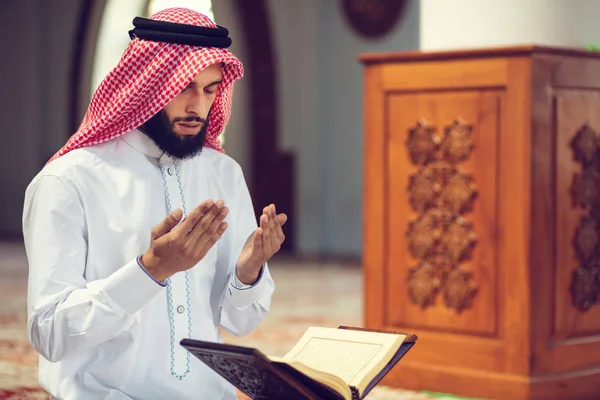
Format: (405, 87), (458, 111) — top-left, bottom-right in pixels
(268, 0), (420, 257)
(0, 0), (420, 258)
(210, 0), (252, 182)
(0, 0), (248, 238)
(420, 0), (600, 51)
(576, 1), (600, 49)
(0, 0), (83, 237)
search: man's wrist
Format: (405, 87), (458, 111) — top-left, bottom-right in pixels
(139, 253), (171, 282)
(137, 255), (168, 287)
(236, 263), (262, 285)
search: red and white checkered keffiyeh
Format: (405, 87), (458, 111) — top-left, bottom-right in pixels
(47, 7), (243, 164)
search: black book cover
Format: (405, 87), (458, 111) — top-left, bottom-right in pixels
(180, 326), (417, 400)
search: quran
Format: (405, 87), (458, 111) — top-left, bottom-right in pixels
(180, 326), (417, 400)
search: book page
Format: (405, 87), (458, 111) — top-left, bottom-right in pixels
(288, 337), (381, 383)
(282, 327), (406, 391)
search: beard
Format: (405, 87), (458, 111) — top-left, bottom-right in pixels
(139, 109), (210, 160)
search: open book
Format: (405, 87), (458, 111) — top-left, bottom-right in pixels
(180, 326), (417, 400)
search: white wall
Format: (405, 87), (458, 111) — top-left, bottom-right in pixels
(420, 0), (598, 51)
(268, 0), (420, 257)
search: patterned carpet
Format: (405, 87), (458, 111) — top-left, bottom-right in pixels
(0, 242), (459, 400)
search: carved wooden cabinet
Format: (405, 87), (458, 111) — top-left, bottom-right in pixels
(360, 46), (600, 400)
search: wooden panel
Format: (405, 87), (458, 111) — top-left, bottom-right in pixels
(385, 359), (600, 400)
(386, 327), (506, 371)
(553, 91), (600, 339)
(529, 54), (559, 377)
(530, 90), (600, 375)
(530, 54), (600, 379)
(362, 64), (386, 329)
(381, 59), (508, 91)
(500, 57), (533, 376)
(385, 90), (501, 344)
(529, 367), (600, 400)
(383, 361), (530, 400)
(359, 44), (600, 65)
(539, 339), (600, 375)
(549, 57), (600, 90)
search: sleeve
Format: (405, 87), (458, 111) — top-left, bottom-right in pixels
(22, 175), (165, 363)
(217, 167), (275, 337)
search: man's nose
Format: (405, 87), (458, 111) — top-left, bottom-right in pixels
(185, 92), (210, 117)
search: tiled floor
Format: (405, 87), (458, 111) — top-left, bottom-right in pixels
(0, 242), (456, 399)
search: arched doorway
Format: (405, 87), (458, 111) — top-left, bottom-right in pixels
(70, 0), (296, 253)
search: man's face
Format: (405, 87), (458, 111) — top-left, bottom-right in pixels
(141, 63), (223, 159)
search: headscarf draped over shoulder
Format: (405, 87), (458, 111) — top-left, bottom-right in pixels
(47, 7), (243, 164)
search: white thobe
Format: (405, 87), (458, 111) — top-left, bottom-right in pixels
(22, 129), (274, 400)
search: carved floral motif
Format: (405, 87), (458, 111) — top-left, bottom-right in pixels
(574, 215), (600, 263)
(407, 262), (442, 308)
(571, 169), (599, 208)
(571, 267), (599, 312)
(407, 168), (439, 213)
(441, 172), (478, 214)
(443, 269), (478, 312)
(405, 119), (478, 313)
(406, 213), (441, 259)
(442, 120), (474, 165)
(406, 120), (441, 165)
(571, 124), (599, 166)
(570, 124), (600, 312)
(439, 218), (477, 265)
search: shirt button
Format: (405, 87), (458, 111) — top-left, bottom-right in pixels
(167, 167), (174, 176)
(177, 305), (185, 314)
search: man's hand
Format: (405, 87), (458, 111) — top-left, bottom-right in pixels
(140, 199), (229, 282)
(236, 204), (287, 285)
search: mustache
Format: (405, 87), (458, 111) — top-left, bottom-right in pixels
(172, 115), (206, 124)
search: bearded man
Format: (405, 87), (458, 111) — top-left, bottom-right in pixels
(22, 8), (286, 400)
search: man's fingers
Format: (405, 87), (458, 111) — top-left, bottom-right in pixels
(191, 200), (225, 233)
(276, 213), (288, 226)
(259, 206), (286, 251)
(197, 221), (228, 256)
(269, 225), (281, 251)
(192, 205), (229, 246)
(253, 227), (263, 250)
(259, 213), (269, 229)
(263, 204), (277, 219)
(274, 215), (286, 243)
(151, 209), (183, 240)
(261, 215), (270, 251)
(262, 204), (287, 226)
(266, 211), (282, 250)
(175, 200), (215, 235)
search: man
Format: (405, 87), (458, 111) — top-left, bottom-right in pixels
(22, 8), (286, 400)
